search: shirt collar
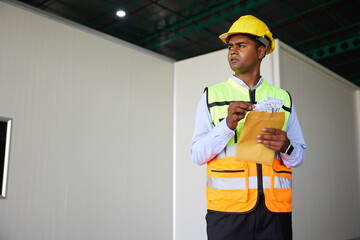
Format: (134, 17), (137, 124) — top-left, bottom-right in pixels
(231, 75), (263, 90)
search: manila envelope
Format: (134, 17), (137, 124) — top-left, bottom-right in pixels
(235, 111), (285, 165)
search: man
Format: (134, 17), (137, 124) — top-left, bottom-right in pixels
(191, 15), (306, 240)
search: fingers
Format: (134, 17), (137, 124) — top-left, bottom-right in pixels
(257, 138), (284, 152)
(228, 103), (253, 121)
(261, 128), (283, 134)
(227, 101), (255, 129)
(257, 128), (287, 152)
(257, 129), (286, 141)
(230, 101), (254, 112)
(260, 141), (283, 151)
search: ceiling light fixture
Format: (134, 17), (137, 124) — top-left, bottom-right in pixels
(116, 10), (126, 18)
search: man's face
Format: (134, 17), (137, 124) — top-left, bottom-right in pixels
(227, 34), (264, 74)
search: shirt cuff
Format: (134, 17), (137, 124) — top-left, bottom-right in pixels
(280, 144), (304, 168)
(213, 117), (235, 139)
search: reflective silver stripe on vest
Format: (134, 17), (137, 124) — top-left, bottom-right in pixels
(263, 176), (271, 189)
(248, 176), (258, 189)
(262, 176), (292, 189)
(210, 177), (246, 190)
(209, 176), (258, 190)
(208, 176), (291, 190)
(275, 176), (292, 189)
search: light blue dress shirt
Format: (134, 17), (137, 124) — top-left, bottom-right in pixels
(191, 75), (306, 168)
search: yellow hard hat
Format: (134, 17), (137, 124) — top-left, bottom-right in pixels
(219, 15), (275, 54)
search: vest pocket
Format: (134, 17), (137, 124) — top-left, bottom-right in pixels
(207, 165), (249, 203)
(270, 168), (292, 203)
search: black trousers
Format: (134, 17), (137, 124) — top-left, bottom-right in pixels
(206, 196), (292, 240)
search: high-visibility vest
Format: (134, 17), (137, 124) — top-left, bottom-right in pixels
(205, 77), (293, 213)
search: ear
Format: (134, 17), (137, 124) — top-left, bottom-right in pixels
(257, 45), (266, 60)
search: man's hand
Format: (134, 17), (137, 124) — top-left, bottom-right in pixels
(226, 101), (254, 130)
(257, 128), (290, 153)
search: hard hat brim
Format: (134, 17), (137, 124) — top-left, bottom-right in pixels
(219, 32), (231, 43)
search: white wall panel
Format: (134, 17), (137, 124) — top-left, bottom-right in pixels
(0, 1), (173, 240)
(278, 41), (360, 240)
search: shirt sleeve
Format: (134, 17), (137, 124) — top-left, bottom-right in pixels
(190, 92), (235, 165)
(280, 103), (307, 168)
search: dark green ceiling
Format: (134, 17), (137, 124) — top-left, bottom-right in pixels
(15, 0), (360, 86)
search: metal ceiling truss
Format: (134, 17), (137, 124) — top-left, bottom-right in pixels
(272, 0), (323, 37)
(303, 35), (360, 60)
(292, 22), (360, 49)
(271, 0), (344, 30)
(138, 0), (347, 51)
(136, 0), (271, 49)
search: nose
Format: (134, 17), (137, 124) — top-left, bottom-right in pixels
(229, 47), (238, 55)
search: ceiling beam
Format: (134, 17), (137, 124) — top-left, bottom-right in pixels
(270, 0), (346, 30)
(144, 0), (346, 56)
(302, 35), (360, 60)
(292, 22), (360, 49)
(136, 0), (271, 49)
(271, 0), (322, 38)
(138, 0), (349, 50)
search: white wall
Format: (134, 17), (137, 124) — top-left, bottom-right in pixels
(0, 1), (173, 240)
(356, 90), (360, 211)
(278, 41), (360, 240)
(174, 40), (360, 240)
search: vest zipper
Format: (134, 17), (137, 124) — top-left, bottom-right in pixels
(249, 89), (264, 196)
(256, 164), (263, 196)
(249, 89), (256, 104)
(235, 89), (255, 144)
